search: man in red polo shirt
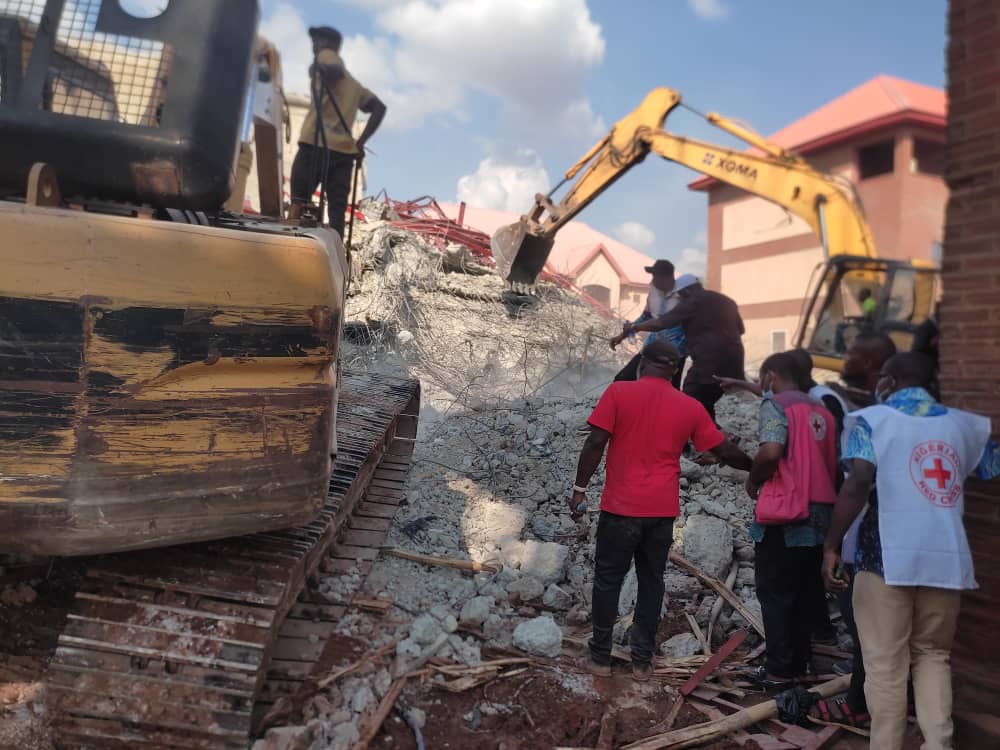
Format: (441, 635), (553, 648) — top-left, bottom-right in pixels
(571, 340), (752, 680)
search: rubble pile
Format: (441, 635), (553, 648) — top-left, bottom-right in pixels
(257, 217), (769, 749)
(342, 209), (624, 410)
(340, 213), (768, 633)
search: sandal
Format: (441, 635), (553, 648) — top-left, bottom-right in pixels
(809, 695), (871, 729)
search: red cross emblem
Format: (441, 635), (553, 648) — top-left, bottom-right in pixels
(910, 441), (962, 507)
(809, 411), (827, 441)
(923, 458), (952, 489)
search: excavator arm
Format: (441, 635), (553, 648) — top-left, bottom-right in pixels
(492, 87), (876, 287)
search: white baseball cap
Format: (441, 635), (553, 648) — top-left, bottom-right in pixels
(673, 273), (700, 292)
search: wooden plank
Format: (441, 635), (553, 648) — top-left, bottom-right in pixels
(340, 529), (387, 548)
(356, 501), (398, 519)
(271, 637), (327, 663)
(347, 516), (392, 533)
(669, 551), (765, 638)
(680, 630), (747, 696)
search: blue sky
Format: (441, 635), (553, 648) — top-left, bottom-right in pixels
(261, 0), (948, 275)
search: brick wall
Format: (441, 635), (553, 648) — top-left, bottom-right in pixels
(941, 0), (1000, 744)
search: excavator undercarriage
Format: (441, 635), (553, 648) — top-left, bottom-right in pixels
(47, 371), (420, 749)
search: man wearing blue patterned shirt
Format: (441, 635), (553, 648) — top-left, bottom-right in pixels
(823, 353), (1000, 750)
(610, 262), (695, 389)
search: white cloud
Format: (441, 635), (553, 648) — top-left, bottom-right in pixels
(615, 221), (656, 250)
(269, 0), (607, 135)
(118, 0), (168, 17)
(456, 149), (550, 212)
(688, 0), (730, 20)
(674, 247), (708, 278)
(261, 2), (314, 97)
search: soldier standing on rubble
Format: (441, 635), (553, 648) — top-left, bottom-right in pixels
(570, 340), (752, 680)
(288, 25), (387, 238)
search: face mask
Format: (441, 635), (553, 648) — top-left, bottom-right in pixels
(761, 374), (774, 398)
(875, 377), (894, 404)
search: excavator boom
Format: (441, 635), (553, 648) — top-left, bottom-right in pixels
(493, 87), (876, 286)
(492, 88), (682, 285)
(494, 86), (938, 368)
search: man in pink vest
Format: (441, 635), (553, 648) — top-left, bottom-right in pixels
(746, 352), (839, 684)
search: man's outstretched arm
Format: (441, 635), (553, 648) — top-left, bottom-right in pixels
(710, 438), (752, 471)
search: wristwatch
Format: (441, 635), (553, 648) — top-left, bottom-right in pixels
(572, 484), (588, 493)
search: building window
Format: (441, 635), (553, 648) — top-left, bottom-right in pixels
(858, 139), (895, 179)
(632, 293), (641, 303)
(770, 330), (787, 354)
(912, 139), (945, 176)
(582, 284), (612, 307)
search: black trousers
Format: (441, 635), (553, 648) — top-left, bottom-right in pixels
(590, 512), (674, 667)
(614, 353), (685, 390)
(754, 527), (821, 678)
(839, 564), (869, 713)
(683, 381), (724, 424)
(289, 143), (355, 239)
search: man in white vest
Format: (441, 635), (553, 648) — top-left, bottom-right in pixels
(823, 352), (1000, 750)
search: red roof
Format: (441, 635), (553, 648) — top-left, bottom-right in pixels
(689, 75), (946, 190)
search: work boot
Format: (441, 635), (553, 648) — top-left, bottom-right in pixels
(632, 662), (653, 682)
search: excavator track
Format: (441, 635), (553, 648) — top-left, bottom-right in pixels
(45, 371), (420, 749)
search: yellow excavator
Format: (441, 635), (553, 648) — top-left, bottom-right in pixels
(492, 88), (939, 371)
(0, 3), (418, 747)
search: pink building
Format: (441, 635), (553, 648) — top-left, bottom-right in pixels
(690, 75), (947, 365)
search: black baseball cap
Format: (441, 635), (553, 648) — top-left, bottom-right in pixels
(641, 340), (681, 367)
(308, 26), (342, 45)
(643, 259), (675, 276)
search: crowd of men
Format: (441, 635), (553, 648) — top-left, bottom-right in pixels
(572, 260), (998, 750)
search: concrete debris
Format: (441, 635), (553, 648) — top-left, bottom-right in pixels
(506, 575), (545, 603)
(660, 632), (703, 658)
(542, 583), (573, 611)
(409, 614), (444, 646)
(512, 616), (563, 658)
(501, 539), (570, 585)
(459, 595), (494, 626)
(679, 515), (735, 580)
(252, 725), (313, 750)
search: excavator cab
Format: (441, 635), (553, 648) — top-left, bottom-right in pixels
(0, 0), (349, 556)
(797, 255), (939, 372)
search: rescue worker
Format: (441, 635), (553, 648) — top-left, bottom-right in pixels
(823, 352), (1000, 750)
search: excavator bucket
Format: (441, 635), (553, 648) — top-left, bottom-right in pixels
(491, 220), (555, 288)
